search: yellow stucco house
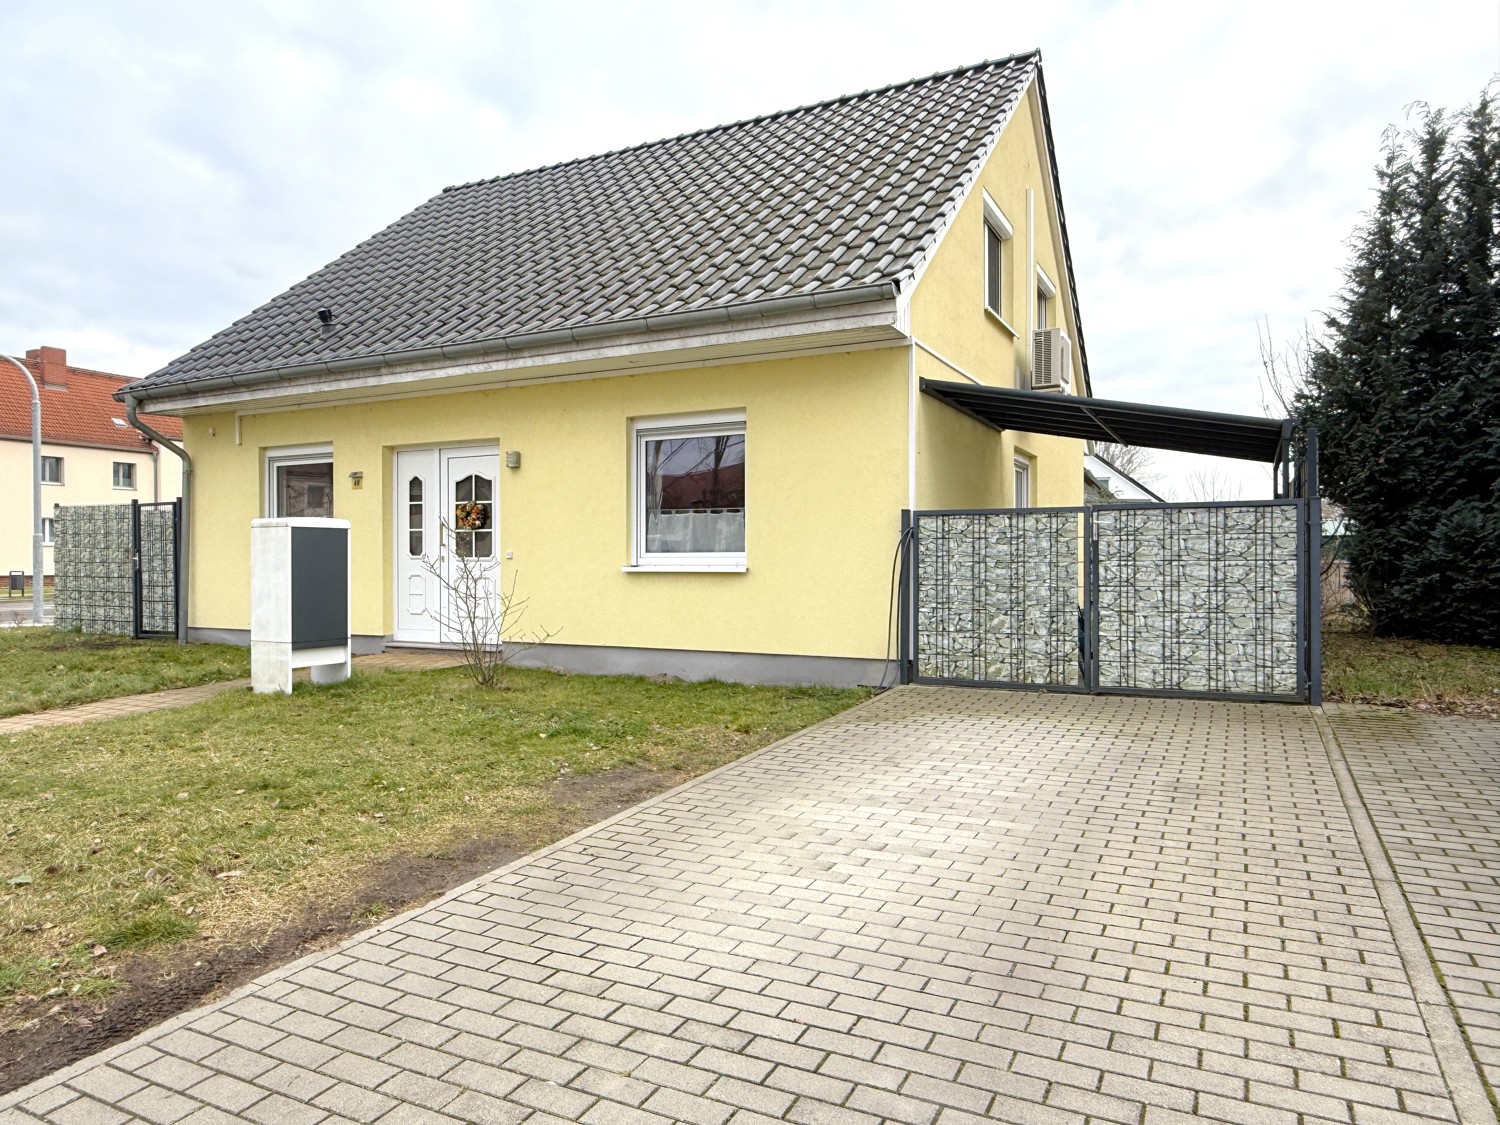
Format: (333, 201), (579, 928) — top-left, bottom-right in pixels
(120, 51), (1090, 686)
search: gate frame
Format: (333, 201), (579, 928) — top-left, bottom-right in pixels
(900, 493), (1320, 704)
(131, 498), (182, 639)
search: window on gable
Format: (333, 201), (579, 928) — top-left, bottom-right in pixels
(1036, 266), (1057, 334)
(982, 192), (1013, 320)
(632, 415), (747, 569)
(984, 223), (1004, 315)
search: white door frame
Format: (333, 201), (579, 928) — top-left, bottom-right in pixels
(392, 443), (499, 644)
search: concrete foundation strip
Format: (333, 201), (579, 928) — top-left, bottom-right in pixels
(1314, 707), (1500, 1125)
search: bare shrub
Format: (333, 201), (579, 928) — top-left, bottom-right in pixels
(419, 521), (558, 687)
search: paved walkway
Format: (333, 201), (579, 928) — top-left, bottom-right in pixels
(0, 650), (463, 734)
(2, 688), (1496, 1125)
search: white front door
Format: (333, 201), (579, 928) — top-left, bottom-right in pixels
(393, 446), (499, 644)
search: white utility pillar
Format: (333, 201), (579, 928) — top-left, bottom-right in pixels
(250, 518), (352, 694)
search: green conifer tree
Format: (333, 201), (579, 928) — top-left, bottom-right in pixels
(1301, 98), (1499, 645)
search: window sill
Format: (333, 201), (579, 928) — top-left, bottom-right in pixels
(984, 307), (1019, 337)
(622, 562), (748, 574)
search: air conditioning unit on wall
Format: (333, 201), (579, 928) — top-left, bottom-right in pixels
(1031, 327), (1072, 391)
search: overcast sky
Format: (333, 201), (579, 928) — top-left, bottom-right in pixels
(3, 0), (1497, 497)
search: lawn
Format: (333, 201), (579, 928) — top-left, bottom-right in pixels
(0, 630), (249, 718)
(1323, 628), (1500, 713)
(0, 665), (866, 1014)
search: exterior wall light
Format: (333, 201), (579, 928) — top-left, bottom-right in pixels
(505, 451), (521, 469)
(348, 470), (363, 490)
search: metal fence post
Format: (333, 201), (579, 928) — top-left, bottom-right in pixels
(131, 499), (143, 638)
(1082, 507), (1097, 691)
(1305, 428), (1322, 705)
(897, 511), (913, 684)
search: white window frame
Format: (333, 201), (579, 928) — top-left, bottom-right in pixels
(626, 411), (747, 573)
(40, 455), (63, 485)
(1013, 454), (1033, 509)
(112, 461), (136, 490)
(981, 191), (1015, 328)
(41, 517), (54, 546)
(265, 444), (334, 518)
(1036, 266), (1057, 334)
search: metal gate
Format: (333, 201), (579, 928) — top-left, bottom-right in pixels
(902, 499), (1319, 703)
(133, 500), (180, 637)
(54, 499), (180, 638)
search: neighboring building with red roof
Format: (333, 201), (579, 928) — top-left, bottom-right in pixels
(2, 345), (183, 579)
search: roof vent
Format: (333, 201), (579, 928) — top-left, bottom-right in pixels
(317, 308), (334, 325)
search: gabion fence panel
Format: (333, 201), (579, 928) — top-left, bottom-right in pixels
(53, 504), (135, 635)
(1093, 503), (1302, 697)
(53, 501), (179, 637)
(137, 503), (179, 635)
(906, 499), (1309, 702)
(914, 510), (1084, 687)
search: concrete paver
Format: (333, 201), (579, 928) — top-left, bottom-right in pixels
(2, 687), (1497, 1124)
(1325, 705), (1500, 1099)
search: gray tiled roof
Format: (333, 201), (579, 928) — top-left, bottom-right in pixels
(135, 52), (1040, 395)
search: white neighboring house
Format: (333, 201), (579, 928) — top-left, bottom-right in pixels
(1084, 451), (1164, 504)
(1, 345), (183, 582)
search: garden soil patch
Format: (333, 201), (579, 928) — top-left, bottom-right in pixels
(0, 764), (679, 1095)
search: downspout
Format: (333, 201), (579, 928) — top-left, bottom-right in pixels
(1, 354), (45, 625)
(124, 394), (190, 643)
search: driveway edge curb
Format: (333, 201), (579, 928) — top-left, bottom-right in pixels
(1312, 707), (1500, 1125)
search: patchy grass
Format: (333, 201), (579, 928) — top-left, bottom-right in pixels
(1324, 629), (1500, 715)
(0, 630), (248, 718)
(0, 665), (866, 1012)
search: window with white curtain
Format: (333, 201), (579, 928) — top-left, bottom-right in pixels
(632, 414), (746, 570)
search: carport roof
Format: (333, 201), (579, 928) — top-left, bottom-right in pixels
(922, 379), (1292, 463)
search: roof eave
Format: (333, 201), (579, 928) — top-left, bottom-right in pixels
(121, 281), (904, 409)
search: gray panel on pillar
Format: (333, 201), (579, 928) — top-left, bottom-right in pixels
(290, 527), (348, 650)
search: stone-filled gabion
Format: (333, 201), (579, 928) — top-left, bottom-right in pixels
(914, 503), (1302, 698)
(53, 504), (136, 635)
(1094, 504), (1300, 696)
(916, 511), (1083, 685)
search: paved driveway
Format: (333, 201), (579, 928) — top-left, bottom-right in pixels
(3, 689), (1497, 1125)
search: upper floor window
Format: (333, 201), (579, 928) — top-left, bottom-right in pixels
(266, 445), (334, 518)
(632, 414), (746, 570)
(1036, 266), (1057, 333)
(113, 461), (136, 489)
(40, 456), (63, 484)
(982, 192), (1013, 320)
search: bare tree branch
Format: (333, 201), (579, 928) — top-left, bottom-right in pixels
(1180, 467), (1244, 502)
(1091, 442), (1158, 485)
(1257, 316), (1312, 418)
(419, 520), (559, 688)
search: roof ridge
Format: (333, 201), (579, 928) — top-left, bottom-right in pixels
(440, 49), (1041, 195)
